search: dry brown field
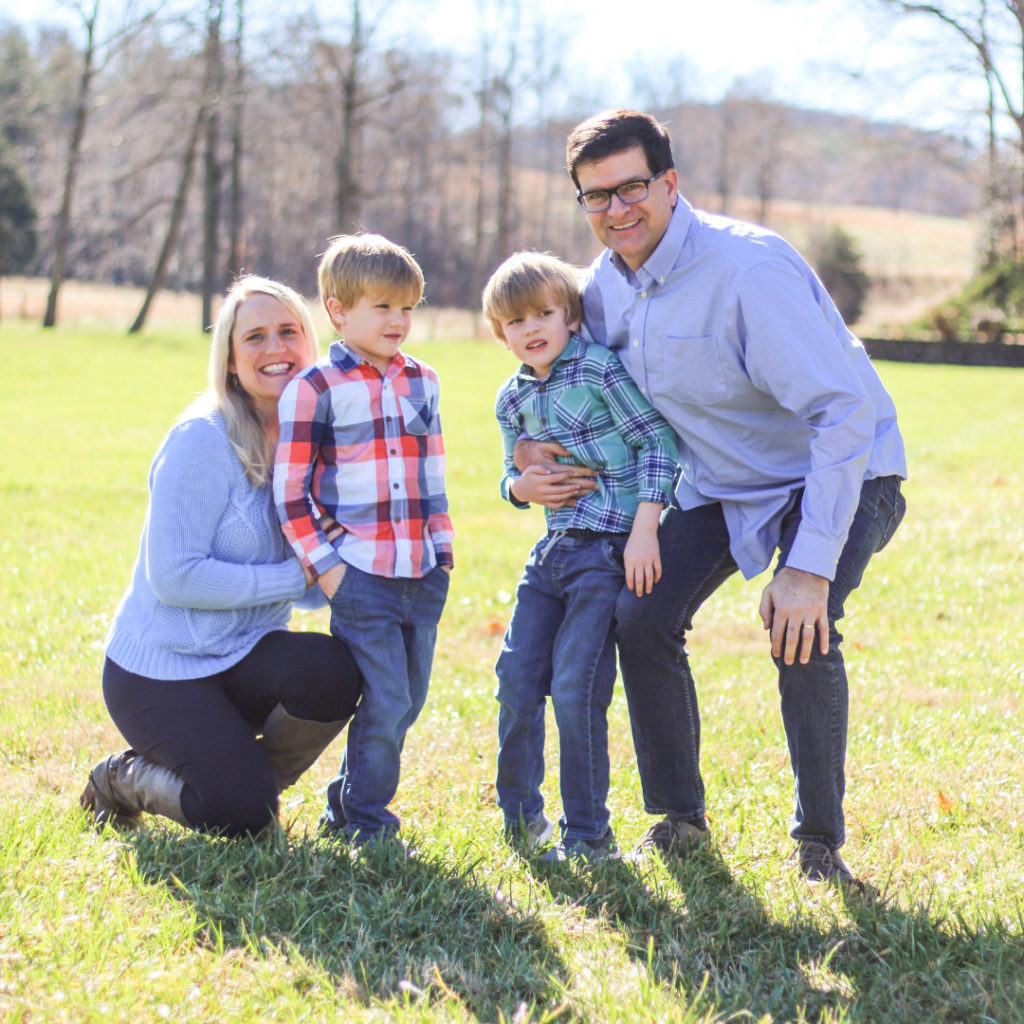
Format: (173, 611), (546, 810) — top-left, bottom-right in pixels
(1, 201), (976, 337)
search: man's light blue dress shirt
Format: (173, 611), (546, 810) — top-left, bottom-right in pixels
(581, 196), (907, 581)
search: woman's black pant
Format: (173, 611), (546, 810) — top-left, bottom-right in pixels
(102, 630), (362, 836)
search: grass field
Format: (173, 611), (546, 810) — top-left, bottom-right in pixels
(1, 324), (1022, 1023)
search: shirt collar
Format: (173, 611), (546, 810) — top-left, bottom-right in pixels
(609, 194), (695, 288)
(515, 332), (586, 381)
(330, 339), (407, 376)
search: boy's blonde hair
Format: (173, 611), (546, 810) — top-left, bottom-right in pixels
(482, 251), (583, 341)
(318, 233), (424, 321)
(203, 275), (320, 486)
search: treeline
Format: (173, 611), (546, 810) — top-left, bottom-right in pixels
(0, 0), (986, 331)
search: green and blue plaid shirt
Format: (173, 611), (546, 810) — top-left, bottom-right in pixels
(496, 334), (678, 533)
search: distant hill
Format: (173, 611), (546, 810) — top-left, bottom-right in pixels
(521, 101), (978, 221)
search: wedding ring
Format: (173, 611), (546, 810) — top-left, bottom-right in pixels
(801, 623), (815, 631)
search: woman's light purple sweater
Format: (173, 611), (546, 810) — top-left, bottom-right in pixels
(105, 408), (312, 681)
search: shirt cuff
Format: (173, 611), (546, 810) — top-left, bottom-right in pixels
(501, 475), (530, 509)
(308, 542), (343, 579)
(784, 526), (843, 582)
(637, 486), (670, 506)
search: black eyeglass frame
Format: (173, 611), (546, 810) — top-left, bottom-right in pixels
(575, 169), (668, 213)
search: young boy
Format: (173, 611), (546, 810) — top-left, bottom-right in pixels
(486, 251), (678, 864)
(274, 234), (454, 846)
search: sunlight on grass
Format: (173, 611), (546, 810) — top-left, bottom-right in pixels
(1, 324), (1022, 1022)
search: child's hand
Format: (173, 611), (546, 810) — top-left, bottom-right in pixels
(624, 502), (664, 596)
(319, 513), (346, 543)
(318, 562), (347, 600)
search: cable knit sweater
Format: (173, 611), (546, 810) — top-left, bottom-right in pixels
(105, 407), (314, 681)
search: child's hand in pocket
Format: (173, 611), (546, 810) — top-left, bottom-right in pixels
(319, 562), (347, 600)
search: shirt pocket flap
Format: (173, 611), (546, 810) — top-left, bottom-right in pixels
(398, 395), (431, 435)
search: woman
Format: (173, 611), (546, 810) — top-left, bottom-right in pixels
(81, 277), (361, 836)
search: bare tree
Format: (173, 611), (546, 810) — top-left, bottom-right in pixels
(201, 0), (224, 332)
(226, 0), (245, 279)
(42, 0), (98, 328)
(744, 94), (790, 226)
(716, 91), (741, 215)
(469, 0), (494, 322)
(129, 10), (223, 333)
(42, 0), (154, 327)
(313, 0), (405, 235)
(492, 0), (520, 264)
(128, 106), (204, 333)
(867, 1), (1024, 243)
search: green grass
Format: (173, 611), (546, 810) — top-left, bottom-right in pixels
(1, 323), (1023, 1023)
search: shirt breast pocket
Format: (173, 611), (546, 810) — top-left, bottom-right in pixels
(651, 335), (728, 406)
(398, 395), (431, 435)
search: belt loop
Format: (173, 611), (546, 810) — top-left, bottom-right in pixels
(537, 530), (566, 566)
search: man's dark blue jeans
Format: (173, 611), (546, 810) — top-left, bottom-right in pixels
(495, 531), (628, 843)
(615, 475), (905, 850)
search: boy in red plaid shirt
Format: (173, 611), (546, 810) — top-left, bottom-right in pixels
(274, 234), (453, 846)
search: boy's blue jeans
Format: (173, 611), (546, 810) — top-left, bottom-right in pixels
(322, 562), (450, 837)
(495, 531), (627, 843)
(615, 475), (906, 850)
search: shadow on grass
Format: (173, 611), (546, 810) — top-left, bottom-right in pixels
(123, 827), (568, 1022)
(535, 846), (1024, 1023)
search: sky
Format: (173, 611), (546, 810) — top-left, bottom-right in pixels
(1, 0), (1014, 142)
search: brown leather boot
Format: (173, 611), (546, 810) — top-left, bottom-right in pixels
(257, 704), (351, 793)
(80, 750), (190, 830)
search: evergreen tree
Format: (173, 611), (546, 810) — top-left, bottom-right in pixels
(811, 226), (871, 327)
(0, 147), (37, 275)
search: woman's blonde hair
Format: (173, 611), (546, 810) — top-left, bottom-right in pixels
(205, 275), (320, 486)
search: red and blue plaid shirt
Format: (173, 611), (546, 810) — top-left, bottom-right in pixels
(274, 342), (454, 579)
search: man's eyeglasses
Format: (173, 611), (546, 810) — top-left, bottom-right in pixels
(576, 170), (667, 213)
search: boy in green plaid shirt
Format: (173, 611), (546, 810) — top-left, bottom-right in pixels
(486, 252), (678, 863)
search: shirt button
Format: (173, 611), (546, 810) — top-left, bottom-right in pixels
(640, 291), (647, 298)
(659, 277), (665, 284)
(390, 447), (396, 454)
(640, 387), (646, 394)
(633, 340), (639, 347)
(393, 483), (399, 489)
(541, 418), (547, 425)
(538, 384), (546, 392)
(393, 516), (401, 523)
(386, 415), (392, 423)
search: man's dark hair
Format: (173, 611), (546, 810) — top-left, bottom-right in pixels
(565, 109), (674, 190)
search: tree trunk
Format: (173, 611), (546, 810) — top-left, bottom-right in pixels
(201, 0), (224, 333)
(494, 75), (514, 262)
(470, 18), (491, 333)
(717, 103), (735, 216)
(128, 106), (204, 334)
(493, 7), (517, 265)
(226, 0), (245, 280)
(43, 0), (98, 328)
(336, 0), (362, 234)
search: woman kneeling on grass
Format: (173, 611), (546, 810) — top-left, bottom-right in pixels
(81, 277), (362, 836)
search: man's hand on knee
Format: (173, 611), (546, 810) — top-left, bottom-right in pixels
(511, 439), (599, 509)
(758, 566), (830, 666)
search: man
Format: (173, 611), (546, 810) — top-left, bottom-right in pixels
(510, 110), (906, 886)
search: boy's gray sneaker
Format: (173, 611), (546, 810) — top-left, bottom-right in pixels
(539, 827), (621, 865)
(504, 814), (554, 851)
(630, 814), (709, 861)
(798, 841), (864, 891)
